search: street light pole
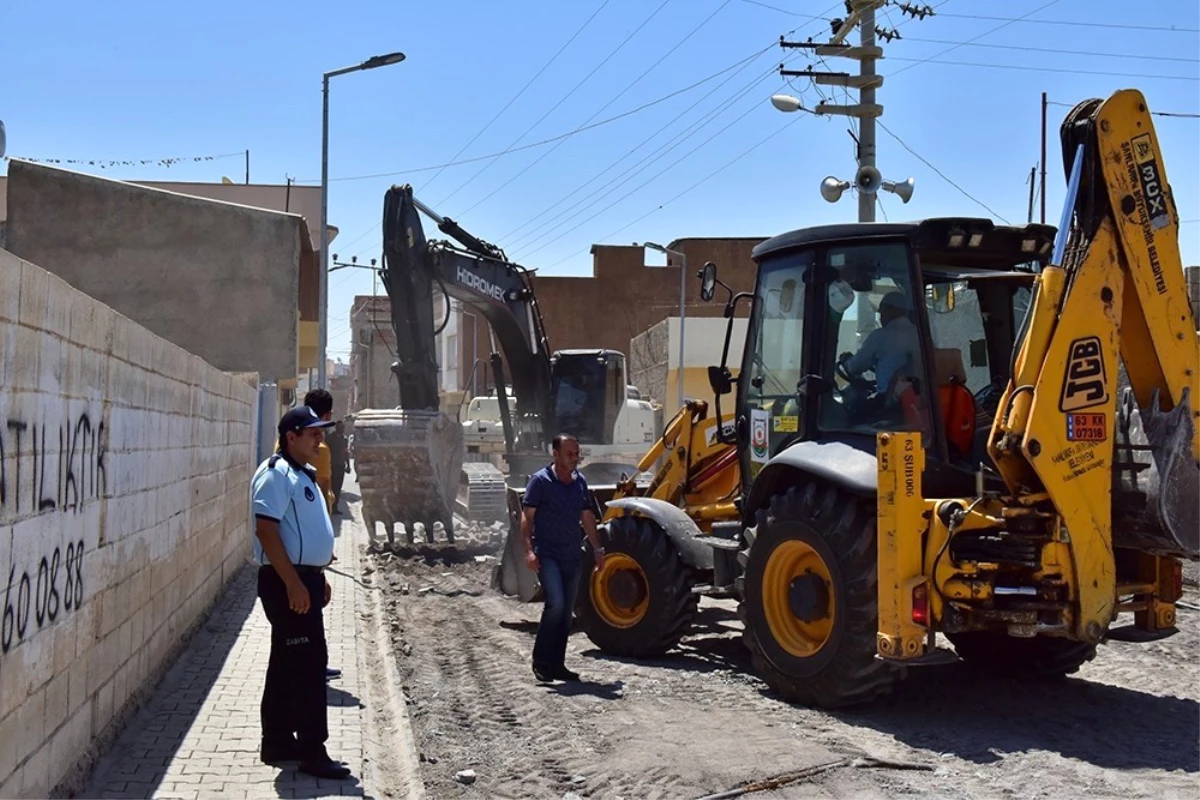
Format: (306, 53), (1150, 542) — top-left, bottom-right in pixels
(318, 51), (406, 390)
(642, 241), (687, 409)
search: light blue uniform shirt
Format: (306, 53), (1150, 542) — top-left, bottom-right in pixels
(251, 453), (335, 568)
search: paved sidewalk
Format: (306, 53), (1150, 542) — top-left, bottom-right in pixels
(83, 492), (376, 799)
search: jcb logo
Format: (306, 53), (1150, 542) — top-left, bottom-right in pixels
(1059, 336), (1109, 412)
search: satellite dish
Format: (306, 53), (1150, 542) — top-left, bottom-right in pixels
(0, 120), (6, 159)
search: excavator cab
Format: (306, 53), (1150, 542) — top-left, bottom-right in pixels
(550, 349), (627, 447)
(707, 218), (1053, 497)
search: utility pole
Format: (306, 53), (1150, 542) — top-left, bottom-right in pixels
(1040, 91), (1048, 224)
(776, 1), (927, 333)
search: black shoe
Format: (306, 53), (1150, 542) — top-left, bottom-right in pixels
(553, 665), (581, 682)
(261, 740), (300, 764)
(532, 663), (555, 682)
(326, 667), (342, 680)
(298, 756), (352, 780)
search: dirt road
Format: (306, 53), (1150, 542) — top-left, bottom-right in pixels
(364, 532), (1199, 800)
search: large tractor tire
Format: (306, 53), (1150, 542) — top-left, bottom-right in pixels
(948, 632), (1097, 678)
(739, 481), (899, 708)
(576, 515), (699, 657)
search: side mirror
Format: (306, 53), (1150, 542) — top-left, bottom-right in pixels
(708, 365), (733, 396)
(929, 283), (956, 314)
(699, 261), (717, 302)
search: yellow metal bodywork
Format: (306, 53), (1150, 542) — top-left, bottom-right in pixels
(602, 399), (740, 531)
(875, 89), (1198, 658)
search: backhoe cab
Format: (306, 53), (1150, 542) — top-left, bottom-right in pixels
(697, 88), (1198, 709)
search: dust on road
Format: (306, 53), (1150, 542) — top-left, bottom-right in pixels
(362, 530), (1199, 800)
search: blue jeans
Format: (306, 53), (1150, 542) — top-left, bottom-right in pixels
(532, 554), (582, 669)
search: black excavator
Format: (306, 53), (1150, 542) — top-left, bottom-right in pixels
(353, 185), (642, 569)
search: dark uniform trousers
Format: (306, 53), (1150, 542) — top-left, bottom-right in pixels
(258, 565), (328, 758)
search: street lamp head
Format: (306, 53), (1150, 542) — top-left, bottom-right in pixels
(361, 52), (406, 70)
(770, 94), (803, 113)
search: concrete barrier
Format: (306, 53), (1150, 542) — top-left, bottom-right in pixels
(0, 248), (257, 797)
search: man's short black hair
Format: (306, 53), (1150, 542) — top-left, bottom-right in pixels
(304, 388), (334, 418)
(552, 432), (579, 452)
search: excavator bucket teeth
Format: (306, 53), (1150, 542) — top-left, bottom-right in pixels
(1113, 387), (1200, 559)
(354, 409), (463, 546)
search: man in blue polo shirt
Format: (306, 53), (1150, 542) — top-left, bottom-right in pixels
(521, 433), (606, 682)
(251, 405), (351, 780)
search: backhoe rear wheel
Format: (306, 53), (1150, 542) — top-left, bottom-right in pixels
(947, 632), (1097, 678)
(740, 481), (899, 708)
(576, 515), (699, 657)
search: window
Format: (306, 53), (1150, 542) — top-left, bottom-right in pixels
(818, 242), (933, 438)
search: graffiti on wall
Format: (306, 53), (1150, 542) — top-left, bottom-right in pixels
(0, 410), (107, 517)
(1, 407), (106, 653)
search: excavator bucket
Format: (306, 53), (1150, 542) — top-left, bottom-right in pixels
(1113, 386), (1200, 559)
(354, 408), (462, 546)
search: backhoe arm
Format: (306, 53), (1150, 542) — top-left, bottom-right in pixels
(987, 89), (1199, 640)
(380, 184), (556, 448)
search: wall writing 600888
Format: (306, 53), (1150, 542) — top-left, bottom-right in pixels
(0, 407), (107, 654)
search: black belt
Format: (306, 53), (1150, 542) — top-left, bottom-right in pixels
(261, 564), (324, 574)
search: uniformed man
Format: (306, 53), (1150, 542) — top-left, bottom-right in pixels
(252, 405), (351, 780)
(839, 291), (921, 399)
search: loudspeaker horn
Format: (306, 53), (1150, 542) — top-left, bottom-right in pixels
(855, 164), (882, 195)
(820, 176), (850, 204)
(884, 177), (915, 204)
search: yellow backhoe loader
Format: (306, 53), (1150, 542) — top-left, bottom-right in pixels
(575, 400), (740, 656)
(606, 88), (1196, 707)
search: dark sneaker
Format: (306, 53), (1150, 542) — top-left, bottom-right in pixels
(553, 665), (581, 682)
(532, 663), (555, 682)
(298, 757), (352, 780)
(260, 740), (300, 764)
(326, 667), (342, 680)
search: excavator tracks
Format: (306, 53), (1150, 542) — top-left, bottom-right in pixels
(457, 462), (509, 524)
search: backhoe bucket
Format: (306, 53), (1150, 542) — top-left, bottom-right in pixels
(354, 409), (463, 546)
(1113, 386), (1200, 559)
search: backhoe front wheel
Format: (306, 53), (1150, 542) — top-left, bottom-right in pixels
(576, 515), (699, 657)
(740, 481), (899, 708)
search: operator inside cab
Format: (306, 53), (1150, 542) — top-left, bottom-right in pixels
(837, 290), (922, 414)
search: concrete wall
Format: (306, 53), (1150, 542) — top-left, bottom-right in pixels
(0, 248), (257, 797)
(529, 238), (762, 359)
(349, 297), (399, 412)
(4, 160), (305, 384)
(630, 317), (749, 411)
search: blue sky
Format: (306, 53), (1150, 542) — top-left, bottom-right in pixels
(3, 0), (1197, 364)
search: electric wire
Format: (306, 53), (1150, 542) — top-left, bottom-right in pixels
(902, 36), (1200, 64)
(454, 0), (734, 219)
(417, 0), (614, 196)
(889, 0), (1064, 79)
(890, 57), (1199, 81)
(935, 11), (1199, 33)
(336, 44), (777, 261)
(876, 119), (1010, 223)
(505, 50), (786, 253)
(510, 57), (798, 260)
(516, 70), (811, 262)
(543, 112), (806, 270)
(435, 0), (676, 209)
(497, 4), (841, 247)
(307, 47), (774, 186)
(1046, 99), (1199, 118)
